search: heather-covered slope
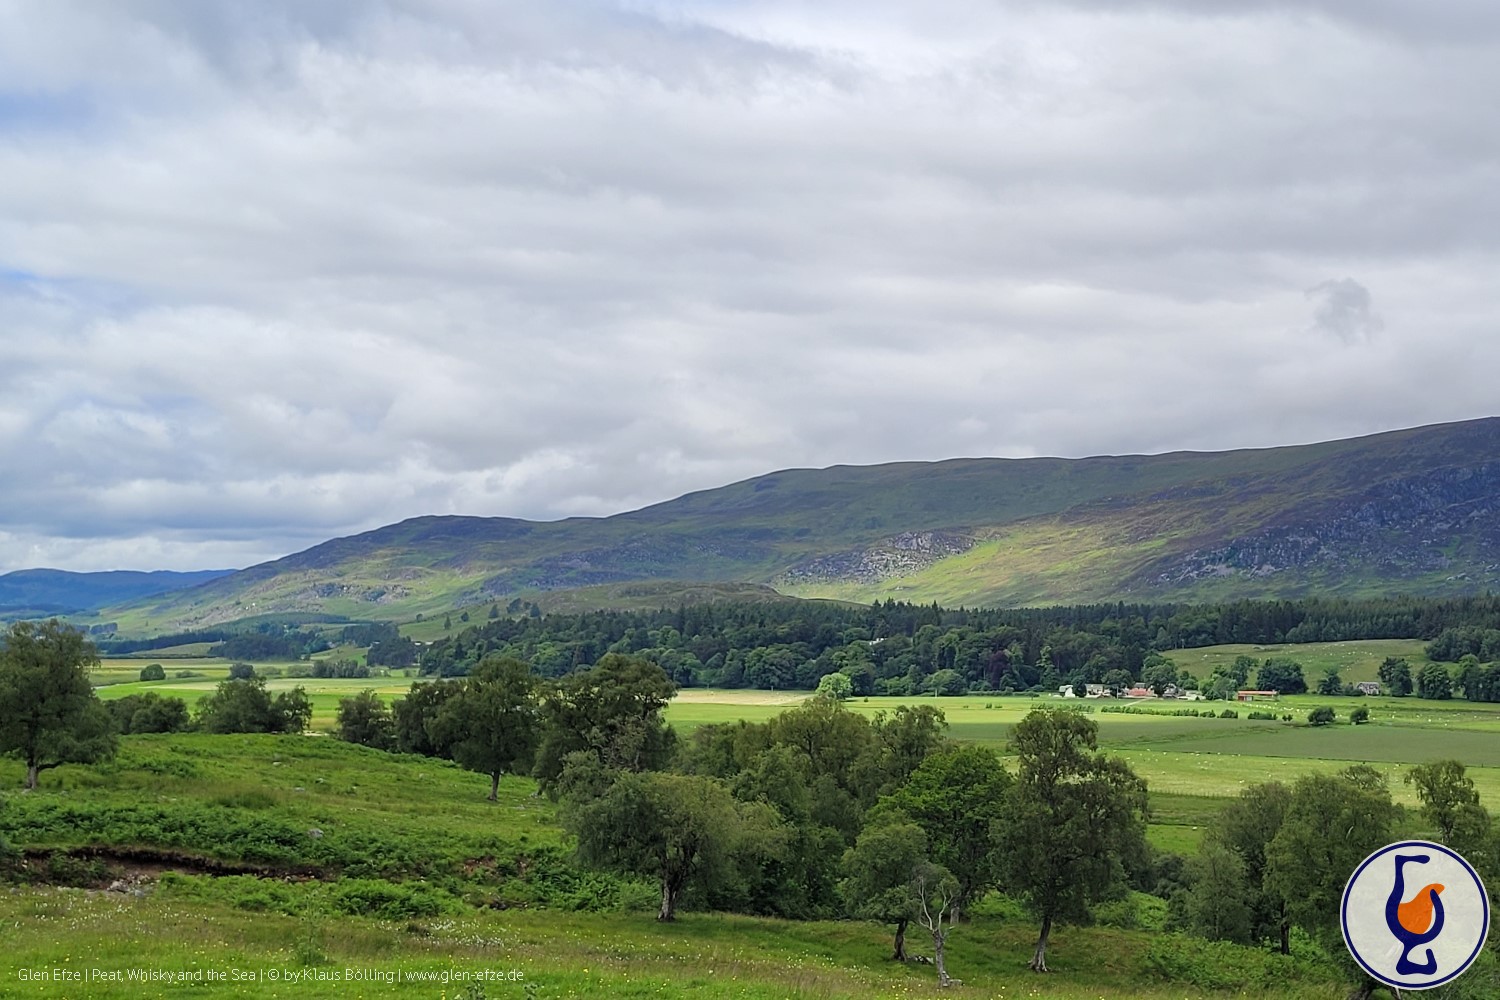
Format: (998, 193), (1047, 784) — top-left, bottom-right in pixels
(98, 418), (1500, 631)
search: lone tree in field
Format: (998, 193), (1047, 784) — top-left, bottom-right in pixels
(997, 709), (1148, 972)
(0, 619), (118, 790)
(814, 671), (854, 701)
(429, 655), (540, 800)
(561, 768), (782, 921)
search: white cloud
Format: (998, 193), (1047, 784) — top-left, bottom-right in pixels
(0, 0), (1497, 571)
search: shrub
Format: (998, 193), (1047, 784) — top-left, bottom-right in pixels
(107, 693), (191, 734)
(196, 678), (310, 734)
(1218, 709), (1238, 719)
(139, 663), (166, 681)
(1307, 706), (1336, 726)
(1350, 706), (1370, 725)
(1141, 933), (1327, 991)
(228, 662), (256, 680)
(1246, 710), (1277, 721)
(331, 879), (458, 920)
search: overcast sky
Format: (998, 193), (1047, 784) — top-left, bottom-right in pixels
(1, 0), (1497, 572)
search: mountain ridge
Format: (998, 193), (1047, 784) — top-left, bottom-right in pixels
(0, 568), (235, 618)
(88, 416), (1500, 633)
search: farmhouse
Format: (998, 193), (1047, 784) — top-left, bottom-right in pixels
(1355, 681), (1382, 696)
(1056, 684), (1109, 698)
(1235, 690), (1280, 702)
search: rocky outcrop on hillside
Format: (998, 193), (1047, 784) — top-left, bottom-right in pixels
(1140, 462), (1500, 589)
(777, 530), (975, 586)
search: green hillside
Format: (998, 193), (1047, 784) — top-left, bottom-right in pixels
(93, 417), (1500, 634)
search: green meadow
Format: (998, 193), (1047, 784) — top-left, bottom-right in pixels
(0, 734), (1348, 999)
(1160, 637), (1433, 685)
(28, 640), (1495, 997)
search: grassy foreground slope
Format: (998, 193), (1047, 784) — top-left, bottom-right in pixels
(1, 891), (1347, 999)
(92, 417), (1500, 633)
(0, 733), (1354, 999)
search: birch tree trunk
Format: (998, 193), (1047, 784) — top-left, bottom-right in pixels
(932, 928), (952, 987)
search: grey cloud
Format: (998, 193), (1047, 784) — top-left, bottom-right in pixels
(0, 1), (1497, 571)
(1307, 278), (1381, 344)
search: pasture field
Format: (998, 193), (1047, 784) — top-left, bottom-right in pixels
(93, 657), (238, 685)
(666, 688), (1500, 855)
(95, 675), (417, 728)
(1161, 637), (1431, 685)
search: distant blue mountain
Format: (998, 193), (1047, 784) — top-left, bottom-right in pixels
(0, 568), (235, 614)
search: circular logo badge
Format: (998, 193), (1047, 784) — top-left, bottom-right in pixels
(1342, 840), (1490, 990)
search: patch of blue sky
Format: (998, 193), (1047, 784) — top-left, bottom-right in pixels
(0, 265), (149, 316)
(0, 88), (98, 132)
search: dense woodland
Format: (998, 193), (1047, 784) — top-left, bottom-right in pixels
(413, 595), (1500, 696)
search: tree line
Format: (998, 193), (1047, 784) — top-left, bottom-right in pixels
(412, 594), (1500, 695)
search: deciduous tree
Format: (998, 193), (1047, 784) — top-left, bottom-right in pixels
(909, 860), (962, 987)
(429, 655), (540, 800)
(337, 689), (396, 750)
(392, 679), (460, 756)
(1256, 658), (1307, 695)
(1377, 656), (1413, 696)
(561, 769), (782, 921)
(882, 743), (1011, 913)
(1178, 841), (1253, 943)
(997, 709), (1148, 972)
(196, 676), (310, 734)
(1210, 781), (1292, 952)
(1405, 759), (1490, 850)
(1417, 662), (1453, 700)
(839, 818), (928, 961)
(0, 620), (117, 789)
(1265, 765), (1396, 998)
(534, 654), (677, 791)
(814, 672), (853, 701)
